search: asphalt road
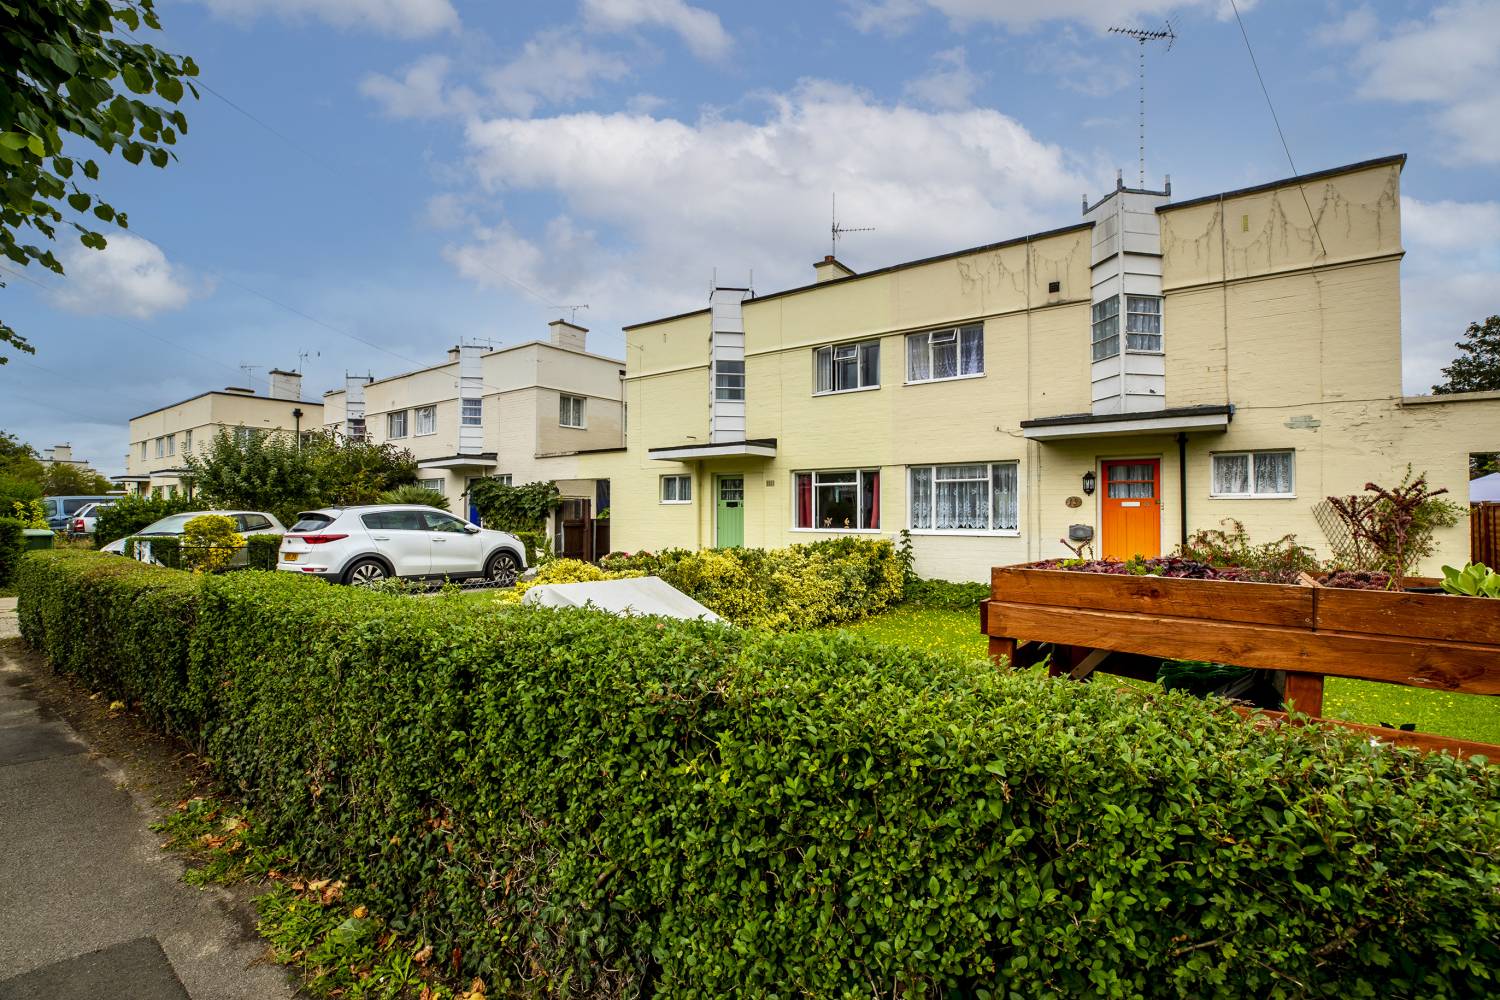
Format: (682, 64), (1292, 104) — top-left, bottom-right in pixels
(0, 597), (299, 999)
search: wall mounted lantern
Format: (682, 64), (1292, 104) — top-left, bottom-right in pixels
(1081, 470), (1097, 496)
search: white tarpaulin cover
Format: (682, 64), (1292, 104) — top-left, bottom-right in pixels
(1471, 473), (1500, 503)
(522, 576), (723, 622)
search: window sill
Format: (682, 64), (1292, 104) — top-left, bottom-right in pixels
(559, 424), (586, 430)
(414, 431), (436, 437)
(659, 500), (692, 505)
(908, 529), (1021, 537)
(1126, 350), (1166, 357)
(1209, 494), (1297, 500)
(790, 527), (884, 534)
(904, 372), (985, 386)
(812, 385), (881, 397)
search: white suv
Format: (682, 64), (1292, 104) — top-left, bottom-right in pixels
(279, 505), (527, 586)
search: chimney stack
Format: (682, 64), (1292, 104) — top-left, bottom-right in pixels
(813, 255), (856, 284)
(268, 369), (303, 400)
(548, 319), (588, 352)
(447, 346), (461, 362)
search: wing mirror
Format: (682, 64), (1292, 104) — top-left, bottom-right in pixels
(464, 524), (481, 534)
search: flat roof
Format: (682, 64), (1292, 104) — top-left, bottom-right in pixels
(1160, 154), (1406, 213)
(325, 339), (625, 394)
(130, 391), (323, 422)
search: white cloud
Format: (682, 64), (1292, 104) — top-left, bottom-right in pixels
(581, 0), (731, 59)
(845, 0), (1247, 33)
(1400, 196), (1500, 392)
(1330, 0), (1500, 164)
(443, 80), (1086, 329)
(903, 47), (982, 109)
(50, 234), (199, 320)
(360, 54), (477, 119)
(191, 0), (458, 38)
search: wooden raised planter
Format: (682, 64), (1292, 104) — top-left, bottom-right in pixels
(982, 563), (1500, 759)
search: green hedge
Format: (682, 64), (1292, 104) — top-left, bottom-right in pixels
(95, 493), (197, 546)
(245, 532), (282, 570)
(15, 550), (1500, 997)
(0, 516), (23, 586)
(903, 576), (990, 609)
(599, 537), (903, 630)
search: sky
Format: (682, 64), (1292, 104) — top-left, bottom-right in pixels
(1, 0), (1497, 477)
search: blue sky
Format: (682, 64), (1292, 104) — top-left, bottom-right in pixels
(2, 0), (1497, 476)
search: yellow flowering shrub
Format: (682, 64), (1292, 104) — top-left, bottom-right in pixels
(492, 558), (643, 604)
(181, 514), (245, 573)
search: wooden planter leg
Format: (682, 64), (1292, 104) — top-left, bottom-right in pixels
(988, 636), (1016, 667)
(1283, 672), (1325, 716)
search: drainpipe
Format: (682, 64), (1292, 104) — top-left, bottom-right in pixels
(1176, 431), (1189, 549)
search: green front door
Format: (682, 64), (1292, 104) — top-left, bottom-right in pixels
(716, 475), (744, 548)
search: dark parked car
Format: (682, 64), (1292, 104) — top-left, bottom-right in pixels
(41, 495), (116, 532)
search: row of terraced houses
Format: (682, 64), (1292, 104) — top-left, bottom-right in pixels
(116, 155), (1500, 579)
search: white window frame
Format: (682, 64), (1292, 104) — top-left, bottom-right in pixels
(139, 441), (147, 460)
(814, 339), (880, 395)
(387, 410), (408, 439)
(1209, 450), (1296, 499)
(1091, 296), (1120, 362)
(461, 398), (482, 427)
(560, 394), (585, 428)
(415, 405), (437, 436)
(907, 461), (1021, 535)
(167, 434), (175, 457)
(714, 360), (745, 401)
(905, 324), (984, 384)
(660, 474), (693, 504)
(154, 437), (164, 459)
(495, 474), (513, 486)
(183, 429), (192, 453)
(1125, 294), (1164, 354)
(792, 468), (882, 532)
(419, 477), (444, 493)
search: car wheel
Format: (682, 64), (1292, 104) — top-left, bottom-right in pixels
(344, 558), (389, 587)
(485, 550), (520, 586)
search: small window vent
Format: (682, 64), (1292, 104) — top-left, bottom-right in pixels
(1047, 280), (1061, 294)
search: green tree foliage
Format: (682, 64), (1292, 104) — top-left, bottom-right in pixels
(469, 478), (560, 533)
(0, 430), (44, 507)
(1433, 315), (1500, 394)
(92, 490), (193, 545)
(185, 428), (417, 527)
(378, 483), (449, 510)
(1, 0), (199, 362)
(39, 460), (111, 495)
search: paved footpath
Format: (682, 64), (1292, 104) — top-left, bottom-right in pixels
(0, 597), (299, 999)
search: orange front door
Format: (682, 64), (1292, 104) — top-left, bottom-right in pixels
(1101, 459), (1161, 560)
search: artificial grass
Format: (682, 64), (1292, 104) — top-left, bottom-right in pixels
(839, 604), (1500, 747)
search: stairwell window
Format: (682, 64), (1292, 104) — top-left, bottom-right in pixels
(715, 360), (745, 401)
(461, 399), (482, 427)
(660, 474), (692, 504)
(814, 340), (879, 394)
(908, 461), (1019, 533)
(1211, 450), (1295, 498)
(907, 324), (983, 382)
(794, 469), (879, 530)
(560, 394), (585, 428)
(1126, 295), (1163, 352)
(415, 405), (437, 435)
(1091, 296), (1120, 361)
(387, 410), (408, 439)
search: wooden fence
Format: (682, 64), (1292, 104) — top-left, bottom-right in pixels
(1475, 503), (1500, 567)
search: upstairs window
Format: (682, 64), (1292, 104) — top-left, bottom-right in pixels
(154, 437), (165, 458)
(1126, 295), (1163, 352)
(715, 360), (745, 401)
(560, 394), (585, 428)
(415, 405), (437, 435)
(794, 469), (879, 530)
(184, 429), (193, 453)
(387, 410), (408, 438)
(1211, 450), (1295, 498)
(814, 340), (879, 394)
(660, 474), (692, 504)
(166, 435), (175, 457)
(907, 324), (983, 382)
(1091, 296), (1120, 361)
(139, 442), (147, 460)
(461, 398), (482, 426)
(909, 462), (1019, 533)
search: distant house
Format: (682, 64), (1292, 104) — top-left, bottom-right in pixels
(113, 371), (321, 498)
(320, 321), (624, 556)
(586, 155), (1499, 581)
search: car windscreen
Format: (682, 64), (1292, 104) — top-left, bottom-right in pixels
(291, 514), (334, 532)
(137, 514), (196, 535)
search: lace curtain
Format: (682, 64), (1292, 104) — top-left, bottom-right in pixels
(910, 463), (1016, 530)
(1253, 452), (1293, 494)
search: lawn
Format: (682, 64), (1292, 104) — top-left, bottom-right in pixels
(837, 605), (1500, 747)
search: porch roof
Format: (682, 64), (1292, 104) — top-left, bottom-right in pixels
(417, 453), (499, 469)
(1020, 404), (1233, 441)
(648, 438), (777, 461)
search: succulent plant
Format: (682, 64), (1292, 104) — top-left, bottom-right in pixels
(1440, 562), (1500, 598)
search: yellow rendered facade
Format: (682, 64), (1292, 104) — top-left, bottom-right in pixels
(589, 157), (1499, 580)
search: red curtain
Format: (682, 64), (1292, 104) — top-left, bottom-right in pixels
(796, 474), (812, 528)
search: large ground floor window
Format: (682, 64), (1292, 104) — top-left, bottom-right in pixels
(909, 461), (1019, 532)
(794, 469), (880, 530)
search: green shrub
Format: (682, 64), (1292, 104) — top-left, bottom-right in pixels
(10, 498), (47, 530)
(180, 514), (244, 573)
(492, 557), (642, 604)
(245, 533), (283, 571)
(902, 576), (990, 609)
(125, 535), (182, 569)
(95, 492), (196, 546)
(16, 550), (1500, 998)
(378, 484), (449, 510)
(599, 538), (903, 630)
(1176, 518), (1322, 583)
(0, 516), (24, 585)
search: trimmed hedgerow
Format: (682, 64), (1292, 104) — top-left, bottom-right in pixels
(245, 532), (283, 570)
(15, 550), (1500, 998)
(903, 576), (990, 609)
(0, 515), (24, 586)
(599, 537), (904, 630)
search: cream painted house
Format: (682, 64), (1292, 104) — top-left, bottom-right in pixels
(321, 321), (624, 547)
(114, 371), (322, 497)
(593, 155), (1499, 581)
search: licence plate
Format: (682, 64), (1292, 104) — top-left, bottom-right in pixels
(283, 552), (298, 562)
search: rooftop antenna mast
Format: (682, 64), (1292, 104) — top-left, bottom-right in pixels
(297, 349), (319, 371)
(1107, 21), (1175, 187)
(238, 362), (263, 389)
(558, 303), (589, 324)
(830, 192), (874, 258)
